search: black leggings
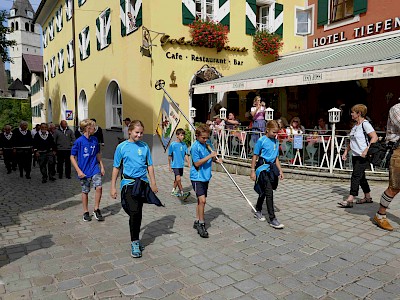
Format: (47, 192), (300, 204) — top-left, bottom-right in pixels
(124, 186), (144, 241)
(350, 155), (371, 196)
(255, 171), (275, 221)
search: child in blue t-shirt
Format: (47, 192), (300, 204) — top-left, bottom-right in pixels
(110, 120), (163, 258)
(250, 120), (284, 229)
(190, 124), (219, 238)
(71, 119), (105, 222)
(168, 128), (190, 197)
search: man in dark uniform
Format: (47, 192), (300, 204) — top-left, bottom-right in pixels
(0, 125), (16, 174)
(13, 121), (33, 179)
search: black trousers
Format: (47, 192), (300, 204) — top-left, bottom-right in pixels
(16, 149), (32, 176)
(57, 150), (72, 178)
(3, 149), (16, 171)
(38, 152), (56, 180)
(350, 156), (371, 196)
(255, 171), (275, 221)
(124, 186), (144, 241)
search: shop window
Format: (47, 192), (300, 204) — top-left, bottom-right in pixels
(195, 0), (215, 21)
(296, 7), (312, 35)
(331, 0), (354, 22)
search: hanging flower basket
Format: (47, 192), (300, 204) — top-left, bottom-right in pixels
(253, 31), (283, 59)
(189, 19), (229, 52)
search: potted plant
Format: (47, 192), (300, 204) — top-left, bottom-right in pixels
(189, 19), (229, 52)
(253, 31), (283, 59)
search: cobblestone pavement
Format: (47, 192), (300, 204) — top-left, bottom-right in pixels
(1, 159), (400, 300)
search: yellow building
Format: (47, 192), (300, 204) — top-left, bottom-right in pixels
(34, 0), (305, 160)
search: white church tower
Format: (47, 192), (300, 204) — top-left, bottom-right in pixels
(7, 0), (41, 84)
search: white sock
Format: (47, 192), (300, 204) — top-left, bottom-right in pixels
(171, 188), (176, 193)
(376, 212), (386, 220)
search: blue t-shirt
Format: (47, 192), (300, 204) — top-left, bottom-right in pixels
(71, 135), (100, 178)
(113, 140), (153, 189)
(190, 140), (213, 182)
(168, 141), (189, 169)
(253, 135), (279, 178)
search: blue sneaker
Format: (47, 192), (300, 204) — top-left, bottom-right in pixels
(269, 218), (284, 229)
(131, 241), (142, 258)
(139, 241), (145, 251)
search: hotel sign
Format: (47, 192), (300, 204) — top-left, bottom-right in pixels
(313, 16), (400, 47)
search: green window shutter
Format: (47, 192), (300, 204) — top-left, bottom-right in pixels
(182, 0), (195, 25)
(106, 8), (112, 45)
(79, 32), (83, 60)
(120, 0), (126, 36)
(86, 27), (90, 57)
(246, 0), (256, 35)
(78, 0), (82, 7)
(96, 17), (101, 50)
(317, 0), (329, 26)
(354, 0), (368, 15)
(274, 3), (283, 38)
(219, 0), (230, 30)
(136, 2), (142, 28)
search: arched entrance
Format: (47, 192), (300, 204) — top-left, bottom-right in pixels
(189, 65), (222, 123)
(61, 95), (67, 120)
(105, 81), (122, 128)
(78, 90), (88, 122)
(47, 99), (53, 122)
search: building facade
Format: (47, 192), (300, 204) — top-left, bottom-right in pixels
(7, 0), (41, 84)
(34, 0), (306, 160)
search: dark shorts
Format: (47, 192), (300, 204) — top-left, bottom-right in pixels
(191, 181), (209, 198)
(172, 168), (184, 177)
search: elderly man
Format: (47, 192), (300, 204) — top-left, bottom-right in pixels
(0, 125), (16, 174)
(53, 120), (75, 179)
(13, 121), (33, 179)
(374, 101), (400, 231)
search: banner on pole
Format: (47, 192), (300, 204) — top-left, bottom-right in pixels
(156, 95), (180, 151)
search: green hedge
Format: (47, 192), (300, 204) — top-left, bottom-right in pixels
(0, 97), (32, 130)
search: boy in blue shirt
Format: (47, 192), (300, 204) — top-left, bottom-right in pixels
(191, 124), (218, 238)
(71, 119), (105, 222)
(168, 128), (190, 197)
(250, 120), (284, 229)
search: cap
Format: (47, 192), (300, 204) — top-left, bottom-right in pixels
(123, 117), (131, 122)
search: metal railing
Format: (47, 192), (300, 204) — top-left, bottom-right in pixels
(209, 128), (388, 175)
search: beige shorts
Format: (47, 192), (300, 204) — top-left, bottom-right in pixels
(389, 148), (400, 190)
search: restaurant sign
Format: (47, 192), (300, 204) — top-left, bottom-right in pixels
(313, 16), (400, 47)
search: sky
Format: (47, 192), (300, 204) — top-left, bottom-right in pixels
(1, 0), (41, 70)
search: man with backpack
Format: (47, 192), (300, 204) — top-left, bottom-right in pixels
(374, 101), (400, 231)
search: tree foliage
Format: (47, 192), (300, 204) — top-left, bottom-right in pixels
(0, 10), (16, 63)
(0, 98), (32, 129)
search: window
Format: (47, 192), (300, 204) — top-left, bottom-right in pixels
(65, 0), (73, 20)
(79, 27), (90, 60)
(48, 18), (54, 40)
(78, 90), (88, 122)
(106, 81), (122, 128)
(31, 81), (41, 95)
(10, 9), (15, 17)
(15, 22), (19, 31)
(50, 56), (56, 78)
(11, 22), (14, 31)
(257, 5), (273, 32)
(61, 96), (67, 120)
(31, 23), (34, 32)
(97, 9), (111, 50)
(56, 6), (63, 32)
(43, 28), (48, 48)
(195, 0), (215, 21)
(67, 40), (74, 67)
(25, 22), (29, 31)
(27, 11), (33, 18)
(58, 49), (64, 73)
(296, 8), (312, 35)
(331, 0), (354, 23)
(48, 99), (53, 122)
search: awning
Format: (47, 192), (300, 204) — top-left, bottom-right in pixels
(193, 32), (400, 94)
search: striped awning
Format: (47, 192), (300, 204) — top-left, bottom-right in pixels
(193, 32), (400, 94)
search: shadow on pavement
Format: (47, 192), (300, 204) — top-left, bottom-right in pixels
(331, 185), (350, 200)
(205, 207), (224, 229)
(44, 200), (81, 211)
(141, 215), (176, 247)
(0, 235), (54, 268)
(342, 202), (400, 227)
(101, 202), (122, 218)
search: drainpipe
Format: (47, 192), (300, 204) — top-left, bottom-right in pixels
(72, 0), (78, 129)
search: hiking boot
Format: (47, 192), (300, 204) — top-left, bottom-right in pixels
(131, 241), (142, 258)
(254, 211), (266, 221)
(83, 212), (92, 222)
(373, 215), (393, 231)
(270, 218), (284, 229)
(193, 220), (199, 229)
(197, 223), (209, 238)
(93, 209), (105, 221)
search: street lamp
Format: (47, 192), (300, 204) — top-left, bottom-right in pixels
(328, 108), (341, 174)
(265, 107), (274, 121)
(219, 107), (227, 120)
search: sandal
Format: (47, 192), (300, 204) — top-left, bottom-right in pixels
(338, 200), (353, 208)
(356, 197), (373, 204)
